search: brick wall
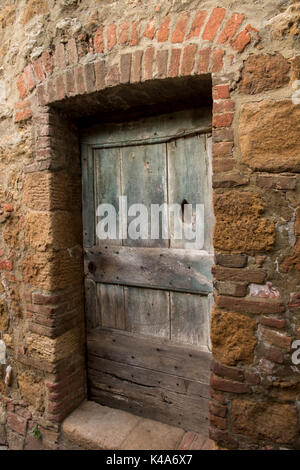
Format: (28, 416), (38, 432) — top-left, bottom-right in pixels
(0, 0), (300, 450)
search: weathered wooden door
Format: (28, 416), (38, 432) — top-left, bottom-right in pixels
(81, 109), (213, 434)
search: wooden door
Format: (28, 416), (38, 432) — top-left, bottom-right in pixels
(81, 109), (213, 434)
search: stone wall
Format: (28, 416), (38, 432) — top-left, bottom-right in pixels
(0, 0), (299, 450)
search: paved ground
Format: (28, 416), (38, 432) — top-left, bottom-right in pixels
(61, 401), (215, 450)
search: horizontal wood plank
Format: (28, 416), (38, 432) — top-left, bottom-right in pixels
(88, 356), (210, 399)
(81, 108), (211, 146)
(87, 328), (211, 383)
(89, 373), (209, 433)
(85, 245), (213, 294)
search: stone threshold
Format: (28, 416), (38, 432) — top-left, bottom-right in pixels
(61, 401), (215, 450)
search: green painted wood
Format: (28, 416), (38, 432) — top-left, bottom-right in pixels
(81, 144), (95, 248)
(167, 134), (213, 252)
(124, 286), (170, 338)
(94, 147), (122, 246)
(121, 143), (168, 247)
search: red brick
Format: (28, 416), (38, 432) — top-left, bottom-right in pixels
(156, 16), (171, 42)
(211, 360), (244, 382)
(75, 66), (85, 94)
(106, 64), (119, 86)
(169, 48), (181, 77)
(65, 69), (76, 96)
(144, 18), (156, 39)
(187, 10), (207, 39)
(94, 26), (104, 53)
(289, 293), (300, 309)
(212, 141), (233, 156)
(17, 74), (27, 99)
(156, 50), (168, 78)
(261, 327), (292, 351)
(210, 389), (227, 404)
(197, 47), (210, 73)
(95, 60), (106, 90)
(7, 412), (28, 435)
(212, 49), (225, 73)
(181, 44), (197, 76)
(213, 99), (234, 114)
(131, 21), (140, 46)
(213, 158), (235, 174)
(66, 38), (78, 65)
(36, 84), (46, 105)
(210, 373), (249, 394)
(171, 12), (190, 43)
(213, 171), (249, 189)
(84, 63), (95, 93)
(209, 427), (238, 449)
(15, 406), (31, 420)
(131, 50), (143, 83)
(260, 316), (286, 329)
(212, 266), (266, 283)
(120, 53), (132, 84)
(213, 112), (234, 128)
(178, 432), (198, 450)
(202, 7), (226, 41)
(54, 43), (65, 68)
(210, 413), (227, 430)
(209, 401), (227, 418)
(256, 174), (297, 190)
(213, 84), (230, 99)
(15, 108), (32, 123)
(215, 295), (286, 315)
(118, 22), (130, 45)
(107, 24), (117, 51)
(217, 13), (245, 44)
(190, 434), (208, 450)
(55, 75), (65, 101)
(231, 28), (251, 52)
(142, 46), (154, 80)
(213, 127), (234, 142)
(24, 64), (36, 91)
(41, 51), (53, 76)
(244, 371), (260, 384)
(265, 347), (284, 364)
(32, 58), (45, 83)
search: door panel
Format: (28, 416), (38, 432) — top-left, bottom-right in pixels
(122, 144), (168, 248)
(81, 109), (213, 434)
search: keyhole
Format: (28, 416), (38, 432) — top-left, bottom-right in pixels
(88, 261), (96, 274)
(181, 199), (188, 224)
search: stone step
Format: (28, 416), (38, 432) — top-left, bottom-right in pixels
(61, 401), (215, 450)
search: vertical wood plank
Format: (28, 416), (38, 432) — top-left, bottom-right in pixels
(124, 286), (170, 339)
(94, 147), (122, 246)
(121, 144), (168, 248)
(167, 135), (212, 251)
(170, 291), (209, 347)
(99, 283), (125, 330)
(85, 278), (99, 331)
(82, 144), (95, 248)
